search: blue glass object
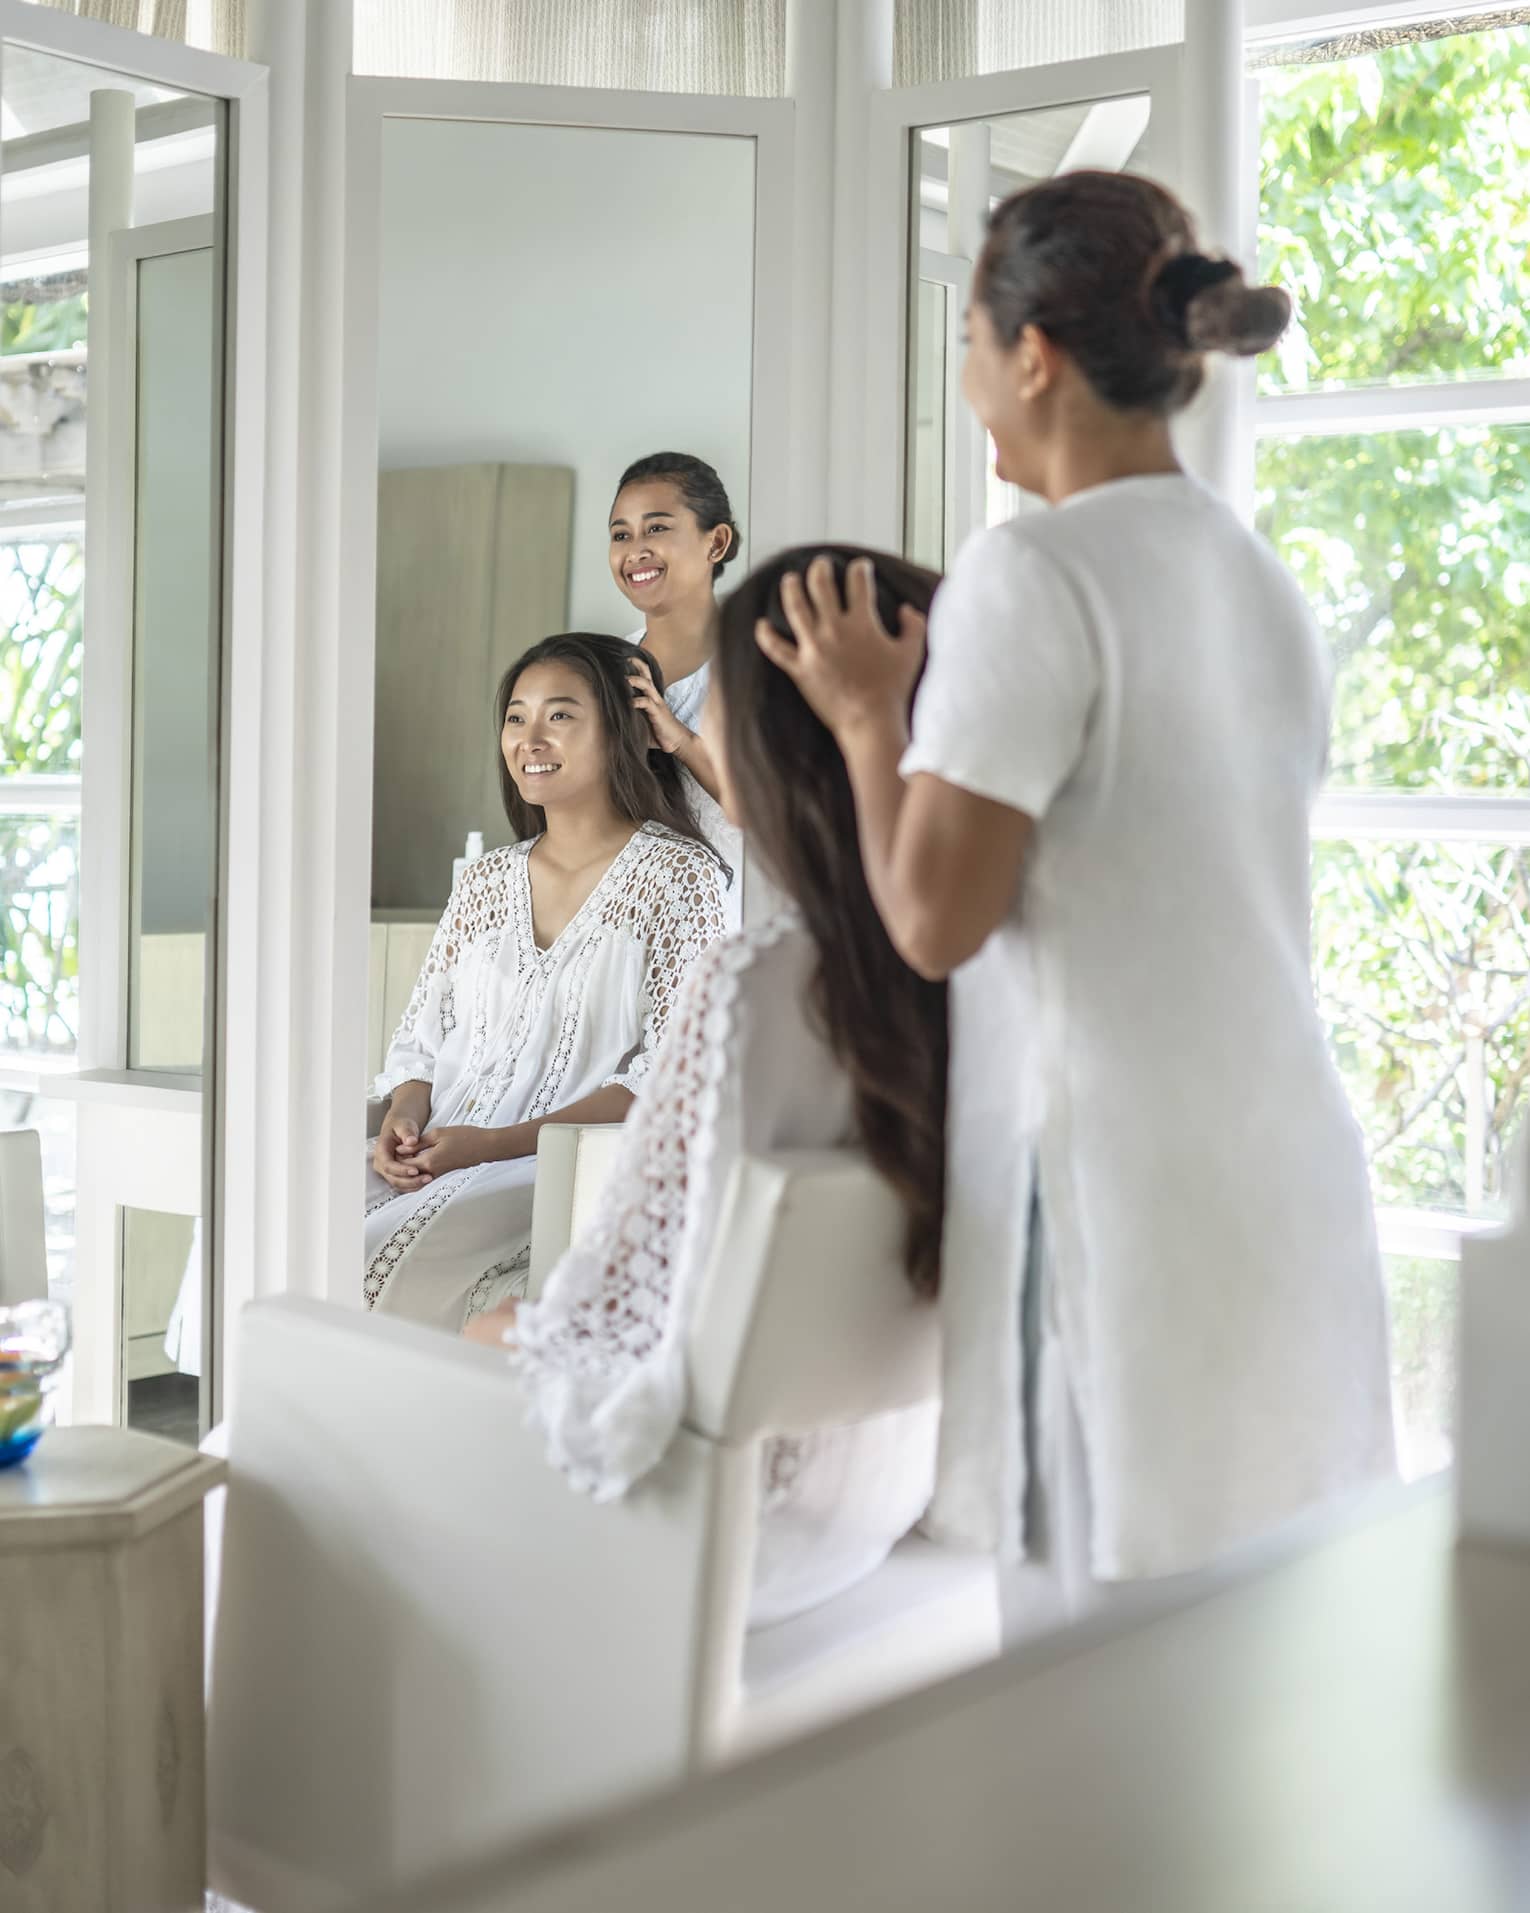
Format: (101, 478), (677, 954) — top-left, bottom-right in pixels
(0, 1301), (70, 1468)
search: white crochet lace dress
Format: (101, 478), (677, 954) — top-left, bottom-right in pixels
(364, 823), (727, 1330)
(513, 912), (939, 1630)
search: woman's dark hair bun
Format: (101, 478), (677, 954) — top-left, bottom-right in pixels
(974, 173), (1292, 415)
(1152, 252), (1292, 358)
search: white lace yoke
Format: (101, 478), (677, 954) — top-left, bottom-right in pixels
(373, 822), (728, 1128)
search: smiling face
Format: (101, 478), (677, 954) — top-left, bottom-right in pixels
(609, 477), (731, 618)
(960, 298), (1056, 498)
(500, 660), (610, 812)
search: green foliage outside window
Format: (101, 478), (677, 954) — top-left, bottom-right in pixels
(0, 543), (84, 1054)
(1257, 24), (1530, 1222)
(2, 294), (88, 358)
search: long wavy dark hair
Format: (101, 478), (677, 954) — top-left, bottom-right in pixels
(714, 548), (947, 1297)
(494, 634), (714, 862)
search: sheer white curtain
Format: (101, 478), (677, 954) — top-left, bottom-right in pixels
(895, 0), (1183, 85)
(353, 0), (787, 95)
(12, 0), (247, 57)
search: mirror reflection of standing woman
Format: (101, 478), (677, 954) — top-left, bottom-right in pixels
(610, 451), (745, 925)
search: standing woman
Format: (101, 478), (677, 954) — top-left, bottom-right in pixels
(761, 173), (1395, 1617)
(609, 451), (744, 923)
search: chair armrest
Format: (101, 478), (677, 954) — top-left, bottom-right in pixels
(208, 1297), (743, 1897)
(365, 1098), (387, 1140)
(526, 1122), (626, 1299)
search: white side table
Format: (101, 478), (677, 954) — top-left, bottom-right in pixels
(0, 1425), (225, 1912)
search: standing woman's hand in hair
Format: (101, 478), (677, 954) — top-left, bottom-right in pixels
(627, 656), (691, 755)
(755, 555), (928, 744)
(627, 656), (724, 802)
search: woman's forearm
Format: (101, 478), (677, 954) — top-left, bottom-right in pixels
(838, 710), (919, 952)
(386, 1079), (433, 1126)
(485, 1084), (635, 1162)
(674, 729), (723, 803)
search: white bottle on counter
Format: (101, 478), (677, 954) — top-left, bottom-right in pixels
(451, 830), (484, 891)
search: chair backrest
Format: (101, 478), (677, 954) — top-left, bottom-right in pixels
(526, 1122), (627, 1298)
(686, 1150), (940, 1443)
(0, 1129), (49, 1306)
(209, 1148), (942, 1900)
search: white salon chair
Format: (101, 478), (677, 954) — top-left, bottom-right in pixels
(206, 1140), (998, 1909)
(0, 1128), (49, 1306)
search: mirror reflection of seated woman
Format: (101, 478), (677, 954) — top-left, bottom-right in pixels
(610, 452), (746, 924)
(366, 634), (728, 1331)
(467, 551), (944, 1629)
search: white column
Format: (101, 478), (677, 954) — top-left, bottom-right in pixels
(828, 0), (895, 542)
(945, 119), (989, 265)
(71, 90), (137, 1423)
(783, 0), (837, 546)
(946, 119), (991, 548)
(1176, 0), (1248, 502)
(225, 0), (356, 1403)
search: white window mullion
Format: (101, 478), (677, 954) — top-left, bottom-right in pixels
(1256, 376), (1530, 439)
(1313, 792), (1530, 845)
(1375, 1205), (1497, 1264)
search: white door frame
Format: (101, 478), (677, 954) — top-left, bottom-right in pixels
(0, 0), (269, 1426)
(861, 45), (1186, 552)
(324, 75), (796, 1302)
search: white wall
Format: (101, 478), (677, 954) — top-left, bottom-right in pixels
(377, 119), (755, 636)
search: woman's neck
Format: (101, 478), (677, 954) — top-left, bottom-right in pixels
(537, 796), (635, 869)
(1032, 388), (1182, 505)
(640, 595), (714, 684)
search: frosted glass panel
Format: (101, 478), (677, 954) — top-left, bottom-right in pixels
(895, 0), (1182, 86)
(128, 245), (219, 1072)
(355, 0), (787, 95)
(10, 0), (246, 57)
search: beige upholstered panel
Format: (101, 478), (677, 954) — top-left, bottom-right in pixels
(372, 462), (572, 912)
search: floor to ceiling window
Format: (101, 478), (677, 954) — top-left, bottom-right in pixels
(1254, 11), (1530, 1477)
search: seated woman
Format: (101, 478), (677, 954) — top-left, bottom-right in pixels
(366, 633), (728, 1331)
(468, 550), (946, 1628)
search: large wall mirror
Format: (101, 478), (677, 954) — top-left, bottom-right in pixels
(1, 34), (229, 1441)
(904, 92), (1158, 568)
(365, 114), (755, 1079)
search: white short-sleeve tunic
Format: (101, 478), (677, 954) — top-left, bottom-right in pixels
(903, 474), (1396, 1581)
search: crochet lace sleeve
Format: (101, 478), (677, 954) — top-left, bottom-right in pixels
(372, 870), (471, 1102)
(603, 842), (728, 1095)
(512, 931), (756, 1499)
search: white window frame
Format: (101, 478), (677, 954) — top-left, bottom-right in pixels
(1248, 3), (1530, 1263)
(861, 45), (1188, 555)
(0, 0), (270, 1426)
(324, 75), (797, 1301)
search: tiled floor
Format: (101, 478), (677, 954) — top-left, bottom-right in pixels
(127, 1372), (200, 1446)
